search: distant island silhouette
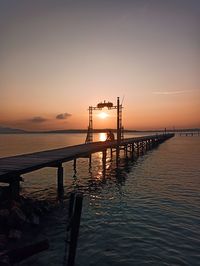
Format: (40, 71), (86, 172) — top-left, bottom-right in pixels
(0, 126), (199, 134)
(0, 126), (26, 134)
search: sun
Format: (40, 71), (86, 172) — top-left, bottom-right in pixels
(98, 112), (109, 119)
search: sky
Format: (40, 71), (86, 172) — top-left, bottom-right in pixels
(0, 0), (199, 131)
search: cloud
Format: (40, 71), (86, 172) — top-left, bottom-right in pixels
(56, 113), (72, 120)
(29, 116), (47, 123)
(152, 90), (190, 95)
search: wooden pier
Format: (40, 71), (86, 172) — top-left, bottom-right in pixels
(178, 131), (200, 137)
(0, 133), (174, 198)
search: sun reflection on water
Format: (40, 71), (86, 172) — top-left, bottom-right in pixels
(99, 132), (107, 141)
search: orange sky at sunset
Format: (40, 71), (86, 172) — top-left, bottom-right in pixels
(0, 0), (199, 131)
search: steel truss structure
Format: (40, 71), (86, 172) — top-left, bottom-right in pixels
(85, 97), (124, 143)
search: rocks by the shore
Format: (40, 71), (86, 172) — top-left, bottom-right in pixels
(0, 195), (51, 265)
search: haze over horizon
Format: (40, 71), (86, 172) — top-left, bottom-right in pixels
(1, 0), (199, 131)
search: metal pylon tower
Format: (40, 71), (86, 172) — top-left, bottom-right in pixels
(119, 109), (124, 140)
(85, 106), (93, 143)
(117, 97), (124, 142)
(85, 97), (124, 143)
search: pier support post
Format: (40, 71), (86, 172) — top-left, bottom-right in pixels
(67, 193), (83, 266)
(89, 155), (92, 170)
(9, 176), (20, 199)
(136, 142), (139, 156)
(57, 164), (64, 196)
(146, 140), (148, 151)
(124, 145), (128, 159)
(126, 145), (128, 159)
(151, 139), (153, 148)
(142, 141), (145, 154)
(102, 150), (107, 177)
(116, 146), (120, 167)
(146, 140), (149, 150)
(131, 143), (134, 159)
(73, 159), (77, 173)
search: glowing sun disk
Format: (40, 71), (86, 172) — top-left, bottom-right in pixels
(98, 112), (109, 119)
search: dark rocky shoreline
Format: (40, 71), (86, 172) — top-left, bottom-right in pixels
(0, 188), (52, 265)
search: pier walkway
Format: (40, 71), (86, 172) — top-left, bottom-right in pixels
(0, 133), (174, 197)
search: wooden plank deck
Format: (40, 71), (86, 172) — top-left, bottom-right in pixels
(0, 134), (174, 182)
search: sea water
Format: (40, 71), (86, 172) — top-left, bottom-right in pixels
(0, 133), (199, 265)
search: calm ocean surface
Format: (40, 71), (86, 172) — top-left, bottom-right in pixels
(0, 133), (200, 266)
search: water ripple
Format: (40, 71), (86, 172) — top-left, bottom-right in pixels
(5, 135), (199, 265)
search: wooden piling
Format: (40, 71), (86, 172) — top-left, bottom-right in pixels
(131, 143), (134, 159)
(57, 164), (64, 195)
(116, 146), (120, 167)
(124, 145), (128, 159)
(73, 159), (77, 173)
(67, 193), (83, 266)
(102, 149), (107, 177)
(136, 142), (140, 156)
(89, 155), (92, 168)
